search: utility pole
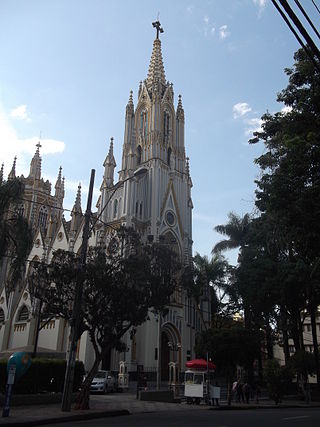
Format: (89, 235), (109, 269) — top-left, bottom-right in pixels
(61, 169), (95, 412)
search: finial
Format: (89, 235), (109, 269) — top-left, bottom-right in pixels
(152, 20), (164, 39)
(8, 156), (17, 180)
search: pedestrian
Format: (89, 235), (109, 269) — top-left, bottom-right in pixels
(236, 382), (244, 403)
(243, 382), (251, 404)
(232, 380), (238, 402)
(254, 383), (261, 404)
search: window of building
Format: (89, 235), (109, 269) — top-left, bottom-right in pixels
(113, 199), (118, 218)
(137, 145), (142, 165)
(17, 306), (29, 322)
(38, 205), (48, 229)
(139, 202), (143, 218)
(0, 308), (4, 323)
(164, 111), (170, 142)
(16, 203), (24, 217)
(140, 110), (148, 139)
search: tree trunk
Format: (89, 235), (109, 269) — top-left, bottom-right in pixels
(280, 307), (290, 363)
(74, 356), (102, 410)
(309, 296), (320, 387)
(265, 321), (274, 360)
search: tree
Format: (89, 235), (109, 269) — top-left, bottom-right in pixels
(212, 212), (251, 255)
(264, 359), (293, 405)
(29, 227), (180, 409)
(0, 178), (33, 289)
(250, 48), (320, 386)
(195, 325), (262, 405)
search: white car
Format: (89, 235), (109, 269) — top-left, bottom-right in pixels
(89, 370), (117, 393)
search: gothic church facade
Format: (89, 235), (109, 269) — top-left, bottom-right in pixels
(0, 25), (207, 377)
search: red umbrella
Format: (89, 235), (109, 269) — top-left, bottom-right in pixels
(186, 358), (216, 370)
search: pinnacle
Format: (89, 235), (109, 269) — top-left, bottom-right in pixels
(8, 156), (17, 180)
(72, 183), (82, 214)
(146, 38), (166, 92)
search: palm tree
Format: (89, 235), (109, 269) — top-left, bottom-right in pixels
(212, 212), (251, 254)
(193, 252), (229, 327)
(0, 178), (33, 289)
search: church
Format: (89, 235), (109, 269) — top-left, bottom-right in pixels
(0, 22), (208, 379)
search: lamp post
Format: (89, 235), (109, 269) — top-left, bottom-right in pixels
(168, 341), (181, 395)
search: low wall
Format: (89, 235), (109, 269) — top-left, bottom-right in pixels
(0, 392), (78, 406)
(139, 390), (180, 403)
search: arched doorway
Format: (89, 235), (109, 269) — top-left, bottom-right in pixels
(160, 323), (181, 381)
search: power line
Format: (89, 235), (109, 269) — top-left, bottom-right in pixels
(271, 0), (320, 72)
(294, 0), (320, 40)
(312, 0), (320, 16)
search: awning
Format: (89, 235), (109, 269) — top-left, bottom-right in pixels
(186, 358), (216, 370)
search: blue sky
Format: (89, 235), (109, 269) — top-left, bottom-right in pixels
(0, 0), (318, 264)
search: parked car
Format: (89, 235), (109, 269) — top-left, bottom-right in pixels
(89, 370), (118, 393)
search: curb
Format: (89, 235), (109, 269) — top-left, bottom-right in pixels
(209, 404), (320, 411)
(0, 409), (130, 427)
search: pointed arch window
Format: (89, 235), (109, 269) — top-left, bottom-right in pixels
(140, 110), (148, 139)
(0, 308), (4, 323)
(137, 145), (142, 165)
(16, 203), (24, 217)
(164, 111), (170, 142)
(113, 199), (118, 219)
(38, 206), (48, 229)
(17, 305), (29, 322)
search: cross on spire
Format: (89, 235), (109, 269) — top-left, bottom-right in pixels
(152, 20), (164, 39)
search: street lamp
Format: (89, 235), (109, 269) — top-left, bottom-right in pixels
(168, 341), (181, 396)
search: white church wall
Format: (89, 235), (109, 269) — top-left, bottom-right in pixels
(37, 319), (60, 350)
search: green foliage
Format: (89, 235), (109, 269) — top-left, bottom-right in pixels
(0, 358), (84, 394)
(288, 350), (317, 378)
(195, 325), (262, 378)
(264, 359), (293, 404)
(28, 227), (180, 407)
(0, 178), (33, 289)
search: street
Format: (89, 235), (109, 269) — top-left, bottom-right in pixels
(40, 408), (320, 427)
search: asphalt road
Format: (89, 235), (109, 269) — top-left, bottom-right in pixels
(40, 408), (320, 427)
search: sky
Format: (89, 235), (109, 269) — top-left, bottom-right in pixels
(0, 0), (319, 265)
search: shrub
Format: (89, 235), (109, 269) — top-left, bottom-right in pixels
(264, 359), (293, 404)
(0, 358), (85, 394)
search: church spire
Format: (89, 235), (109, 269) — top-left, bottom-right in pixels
(176, 94), (184, 120)
(103, 137), (116, 188)
(54, 166), (65, 203)
(29, 142), (42, 180)
(72, 184), (82, 215)
(8, 157), (17, 180)
(70, 183), (82, 233)
(146, 21), (166, 93)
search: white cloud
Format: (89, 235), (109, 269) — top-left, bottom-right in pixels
(186, 5), (194, 14)
(0, 105), (65, 177)
(10, 105), (31, 122)
(202, 15), (215, 37)
(253, 0), (267, 18)
(281, 106), (293, 114)
(219, 25), (230, 40)
(244, 117), (263, 137)
(233, 102), (252, 119)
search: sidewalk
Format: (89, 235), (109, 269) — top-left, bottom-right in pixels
(1, 391), (320, 427)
